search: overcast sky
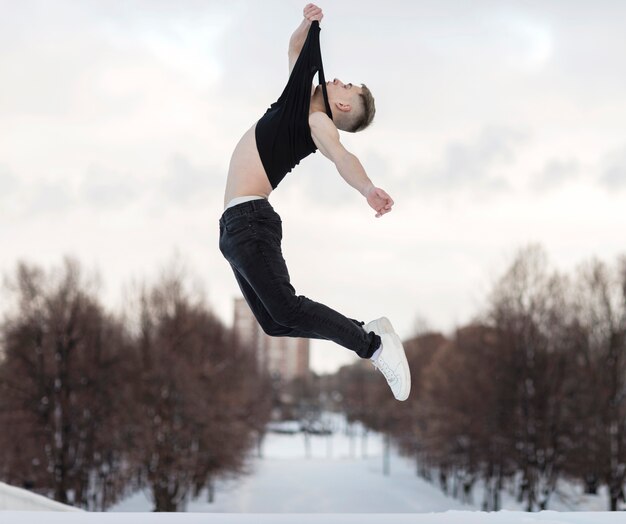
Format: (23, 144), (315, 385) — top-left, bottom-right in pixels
(1, 0), (625, 373)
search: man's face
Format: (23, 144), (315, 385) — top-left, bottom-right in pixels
(325, 77), (362, 106)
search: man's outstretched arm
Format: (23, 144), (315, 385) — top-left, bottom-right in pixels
(288, 4), (324, 75)
(309, 112), (394, 218)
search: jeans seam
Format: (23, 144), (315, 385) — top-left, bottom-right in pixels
(251, 222), (282, 286)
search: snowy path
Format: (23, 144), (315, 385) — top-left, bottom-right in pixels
(110, 418), (472, 513)
(107, 415), (617, 514)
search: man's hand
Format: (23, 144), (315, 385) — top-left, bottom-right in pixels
(303, 4), (323, 23)
(365, 186), (394, 218)
(289, 4), (324, 74)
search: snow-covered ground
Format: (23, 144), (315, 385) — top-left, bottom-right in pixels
(109, 414), (470, 513)
(2, 413), (624, 523)
(3, 510), (626, 523)
(108, 412), (618, 514)
(0, 481), (82, 512)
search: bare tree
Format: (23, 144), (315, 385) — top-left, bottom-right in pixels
(484, 244), (575, 510)
(567, 256), (626, 510)
(122, 261), (271, 511)
(0, 256), (132, 509)
(420, 324), (516, 510)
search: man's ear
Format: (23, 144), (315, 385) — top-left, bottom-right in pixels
(335, 101), (352, 113)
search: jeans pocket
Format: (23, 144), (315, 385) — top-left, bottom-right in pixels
(254, 206), (280, 220)
(224, 215), (251, 234)
(256, 216), (282, 226)
(254, 215), (282, 240)
(254, 210), (282, 227)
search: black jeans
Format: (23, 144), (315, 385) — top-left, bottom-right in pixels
(218, 198), (381, 359)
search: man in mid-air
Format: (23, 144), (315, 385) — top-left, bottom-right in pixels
(218, 4), (411, 401)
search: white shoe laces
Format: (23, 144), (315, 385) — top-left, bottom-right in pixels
(373, 357), (398, 384)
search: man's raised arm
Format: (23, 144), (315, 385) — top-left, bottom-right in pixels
(288, 4), (324, 74)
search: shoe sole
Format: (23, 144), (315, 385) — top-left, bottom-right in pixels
(365, 317), (411, 400)
(391, 332), (411, 401)
(376, 332), (411, 402)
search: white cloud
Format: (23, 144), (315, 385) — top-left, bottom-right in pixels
(79, 164), (141, 209)
(27, 180), (74, 216)
(530, 158), (580, 192)
(0, 165), (20, 200)
(391, 125), (529, 198)
(160, 153), (221, 204)
(600, 146), (626, 191)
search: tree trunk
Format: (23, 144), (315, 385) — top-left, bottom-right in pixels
(207, 477), (215, 504)
(383, 433), (390, 476)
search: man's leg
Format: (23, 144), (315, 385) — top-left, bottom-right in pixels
(219, 204), (380, 359)
(228, 261), (328, 339)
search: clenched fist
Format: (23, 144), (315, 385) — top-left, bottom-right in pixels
(366, 186), (394, 218)
(303, 3), (323, 23)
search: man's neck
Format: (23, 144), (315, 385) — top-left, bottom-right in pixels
(309, 87), (333, 117)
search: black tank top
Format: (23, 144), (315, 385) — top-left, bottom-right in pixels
(255, 20), (333, 190)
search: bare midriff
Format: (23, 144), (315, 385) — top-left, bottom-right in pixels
(223, 121), (273, 210)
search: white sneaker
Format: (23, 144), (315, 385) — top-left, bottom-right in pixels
(363, 318), (411, 401)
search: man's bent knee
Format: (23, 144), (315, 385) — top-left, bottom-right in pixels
(268, 295), (304, 327)
(246, 308), (291, 337)
(259, 321), (292, 337)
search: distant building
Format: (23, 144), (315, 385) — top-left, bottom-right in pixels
(232, 297), (310, 380)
